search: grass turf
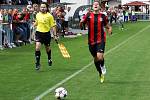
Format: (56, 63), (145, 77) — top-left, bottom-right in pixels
(0, 21), (150, 100)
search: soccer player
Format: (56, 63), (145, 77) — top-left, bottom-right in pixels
(33, 2), (57, 70)
(80, 0), (112, 83)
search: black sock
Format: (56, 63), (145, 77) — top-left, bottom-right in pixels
(100, 59), (104, 67)
(47, 50), (51, 60)
(35, 51), (41, 64)
(94, 61), (102, 74)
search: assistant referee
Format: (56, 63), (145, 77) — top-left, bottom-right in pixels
(33, 2), (57, 70)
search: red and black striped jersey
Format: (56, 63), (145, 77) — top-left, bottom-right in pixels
(82, 12), (108, 45)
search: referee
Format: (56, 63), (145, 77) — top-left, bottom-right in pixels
(80, 0), (112, 83)
(33, 2), (57, 70)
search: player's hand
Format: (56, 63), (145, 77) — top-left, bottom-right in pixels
(106, 25), (112, 36)
(107, 27), (112, 36)
(54, 35), (58, 41)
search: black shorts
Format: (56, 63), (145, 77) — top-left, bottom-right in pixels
(35, 31), (51, 46)
(89, 43), (105, 57)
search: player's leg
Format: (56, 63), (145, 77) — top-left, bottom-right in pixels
(45, 45), (52, 66)
(35, 31), (42, 70)
(35, 42), (41, 70)
(44, 32), (52, 66)
(97, 43), (106, 74)
(89, 44), (103, 76)
(89, 44), (105, 83)
(94, 57), (102, 75)
(96, 43), (106, 83)
(96, 53), (106, 74)
(96, 52), (106, 83)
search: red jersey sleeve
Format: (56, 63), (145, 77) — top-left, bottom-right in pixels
(82, 12), (90, 23)
(102, 14), (108, 26)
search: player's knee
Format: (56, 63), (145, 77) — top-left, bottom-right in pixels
(35, 46), (40, 51)
(96, 53), (104, 61)
(35, 45), (40, 51)
(97, 56), (103, 61)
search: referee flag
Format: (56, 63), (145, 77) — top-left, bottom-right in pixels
(55, 40), (70, 58)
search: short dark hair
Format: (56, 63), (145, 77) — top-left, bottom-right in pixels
(93, 0), (101, 5)
(40, 2), (49, 12)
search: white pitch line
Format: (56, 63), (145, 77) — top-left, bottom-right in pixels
(34, 25), (150, 100)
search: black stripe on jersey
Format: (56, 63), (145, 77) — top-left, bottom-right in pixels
(101, 14), (105, 44)
(94, 14), (98, 43)
(88, 15), (91, 43)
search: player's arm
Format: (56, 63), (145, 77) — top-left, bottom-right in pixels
(52, 25), (58, 41)
(33, 21), (37, 27)
(79, 19), (84, 28)
(105, 24), (112, 36)
(103, 14), (112, 36)
(33, 14), (38, 27)
(79, 13), (89, 29)
(50, 15), (58, 41)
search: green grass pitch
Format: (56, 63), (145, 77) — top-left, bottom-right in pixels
(0, 21), (150, 100)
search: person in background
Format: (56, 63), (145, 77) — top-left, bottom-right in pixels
(0, 9), (4, 50)
(124, 9), (129, 22)
(79, 7), (84, 22)
(64, 7), (71, 35)
(33, 2), (58, 70)
(31, 4), (39, 41)
(3, 9), (14, 48)
(8, 8), (16, 48)
(117, 9), (124, 30)
(80, 0), (112, 83)
(79, 7), (85, 30)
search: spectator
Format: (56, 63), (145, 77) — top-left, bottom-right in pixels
(0, 9), (4, 50)
(131, 10), (136, 22)
(3, 9), (11, 48)
(78, 7), (84, 22)
(124, 10), (129, 22)
(13, 11), (28, 44)
(8, 8), (16, 47)
(79, 7), (86, 30)
(63, 7), (71, 35)
(117, 9), (124, 30)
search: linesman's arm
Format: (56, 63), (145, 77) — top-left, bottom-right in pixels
(51, 25), (58, 41)
(50, 14), (58, 41)
(33, 20), (37, 27)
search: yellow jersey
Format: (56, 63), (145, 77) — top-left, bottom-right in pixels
(36, 12), (56, 32)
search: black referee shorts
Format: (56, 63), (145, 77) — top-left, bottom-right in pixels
(89, 42), (105, 57)
(35, 31), (51, 46)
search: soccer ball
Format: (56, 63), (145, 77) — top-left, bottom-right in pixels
(55, 87), (67, 100)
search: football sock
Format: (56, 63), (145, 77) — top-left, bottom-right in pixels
(35, 51), (41, 64)
(94, 61), (102, 74)
(47, 50), (51, 60)
(100, 59), (104, 67)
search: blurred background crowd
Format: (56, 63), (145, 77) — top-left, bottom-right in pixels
(0, 0), (149, 50)
(0, 1), (73, 50)
(0, 0), (60, 5)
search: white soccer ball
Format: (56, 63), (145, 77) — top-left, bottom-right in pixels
(55, 87), (67, 100)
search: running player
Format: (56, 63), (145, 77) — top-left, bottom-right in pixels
(80, 0), (112, 83)
(34, 2), (57, 70)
